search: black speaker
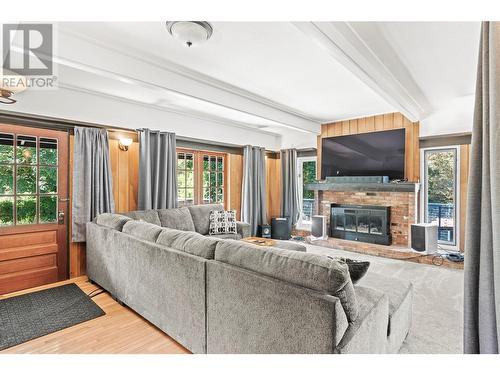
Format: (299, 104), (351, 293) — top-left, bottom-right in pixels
(411, 223), (438, 254)
(257, 224), (272, 238)
(271, 217), (291, 240)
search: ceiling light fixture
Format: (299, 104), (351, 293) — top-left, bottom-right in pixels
(0, 70), (27, 104)
(165, 21), (213, 47)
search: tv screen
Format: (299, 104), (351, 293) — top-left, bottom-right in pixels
(321, 129), (405, 180)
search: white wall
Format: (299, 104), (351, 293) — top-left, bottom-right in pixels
(5, 87), (281, 150)
(419, 95), (474, 138)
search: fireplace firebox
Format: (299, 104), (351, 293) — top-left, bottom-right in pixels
(330, 204), (391, 245)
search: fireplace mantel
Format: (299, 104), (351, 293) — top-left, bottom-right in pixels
(305, 182), (420, 193)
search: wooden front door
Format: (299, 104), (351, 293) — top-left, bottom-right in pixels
(0, 124), (69, 295)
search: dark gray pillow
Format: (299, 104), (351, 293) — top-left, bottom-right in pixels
(157, 207), (196, 232)
(329, 256), (370, 284)
(95, 213), (132, 231)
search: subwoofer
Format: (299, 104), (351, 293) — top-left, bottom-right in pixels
(257, 224), (272, 238)
(411, 223), (438, 254)
(271, 217), (291, 240)
(311, 215), (328, 240)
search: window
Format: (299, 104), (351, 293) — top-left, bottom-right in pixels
(177, 152), (195, 206)
(297, 156), (317, 229)
(421, 147), (459, 247)
(0, 133), (58, 226)
(176, 149), (226, 207)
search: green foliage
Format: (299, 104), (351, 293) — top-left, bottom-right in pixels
(427, 151), (454, 204)
(0, 138), (58, 226)
(302, 161), (317, 199)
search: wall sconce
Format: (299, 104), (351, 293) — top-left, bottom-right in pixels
(118, 138), (133, 151)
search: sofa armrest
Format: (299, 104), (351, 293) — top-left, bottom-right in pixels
(236, 221), (251, 238)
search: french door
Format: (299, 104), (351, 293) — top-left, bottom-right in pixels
(420, 146), (459, 248)
(0, 124), (69, 295)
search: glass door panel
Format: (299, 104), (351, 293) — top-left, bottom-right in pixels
(424, 148), (457, 245)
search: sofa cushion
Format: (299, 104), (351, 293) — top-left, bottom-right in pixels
(358, 272), (413, 353)
(209, 233), (242, 240)
(157, 227), (219, 259)
(157, 207), (196, 232)
(122, 220), (164, 243)
(188, 204), (224, 235)
(122, 210), (161, 226)
(215, 240), (359, 321)
(95, 213), (132, 231)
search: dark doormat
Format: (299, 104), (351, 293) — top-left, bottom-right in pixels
(0, 283), (105, 351)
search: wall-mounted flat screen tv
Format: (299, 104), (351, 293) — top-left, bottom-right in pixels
(321, 129), (405, 180)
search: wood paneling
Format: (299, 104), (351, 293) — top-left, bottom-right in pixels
(460, 144), (470, 251)
(266, 154), (281, 223)
(321, 112), (420, 182)
(228, 153), (243, 219)
(1, 277), (190, 354)
(69, 137), (139, 278)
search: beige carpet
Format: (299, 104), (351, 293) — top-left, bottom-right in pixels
(305, 242), (464, 354)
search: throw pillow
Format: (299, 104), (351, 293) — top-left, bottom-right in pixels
(328, 256), (370, 284)
(209, 210), (237, 236)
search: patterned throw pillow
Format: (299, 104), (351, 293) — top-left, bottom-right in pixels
(209, 210), (237, 235)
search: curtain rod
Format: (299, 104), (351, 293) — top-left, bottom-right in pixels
(0, 111), (137, 134)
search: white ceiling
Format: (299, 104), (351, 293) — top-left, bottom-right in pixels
(5, 21), (481, 148)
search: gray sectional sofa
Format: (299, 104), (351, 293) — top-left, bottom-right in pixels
(86, 203), (413, 354)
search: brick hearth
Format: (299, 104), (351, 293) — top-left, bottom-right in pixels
(316, 190), (417, 247)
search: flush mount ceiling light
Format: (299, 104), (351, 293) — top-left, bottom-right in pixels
(0, 69), (27, 104)
(165, 21), (213, 47)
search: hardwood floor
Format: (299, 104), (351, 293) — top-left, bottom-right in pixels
(0, 277), (190, 354)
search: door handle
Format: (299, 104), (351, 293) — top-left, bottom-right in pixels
(58, 211), (65, 224)
(59, 198), (70, 202)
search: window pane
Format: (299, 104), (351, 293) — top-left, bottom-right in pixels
(186, 171), (194, 188)
(210, 172), (216, 186)
(17, 196), (37, 224)
(17, 166), (37, 194)
(217, 157), (223, 171)
(301, 160), (317, 222)
(0, 165), (13, 195)
(39, 138), (57, 165)
(203, 188), (210, 203)
(185, 154), (194, 170)
(0, 196), (14, 226)
(217, 187), (223, 203)
(210, 156), (216, 171)
(203, 156), (209, 171)
(178, 188), (185, 201)
(425, 149), (456, 244)
(186, 188), (194, 203)
(203, 171), (210, 187)
(177, 171), (186, 187)
(39, 167), (57, 194)
(16, 135), (37, 164)
(177, 153), (185, 169)
(217, 172), (223, 186)
(39, 195), (57, 223)
(0, 133), (14, 163)
(210, 188), (217, 203)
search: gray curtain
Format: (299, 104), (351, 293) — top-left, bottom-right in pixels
(464, 22), (500, 354)
(138, 128), (178, 210)
(72, 127), (115, 242)
(280, 148), (300, 225)
(241, 145), (267, 235)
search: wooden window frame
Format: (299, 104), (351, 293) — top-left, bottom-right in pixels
(176, 148), (228, 208)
